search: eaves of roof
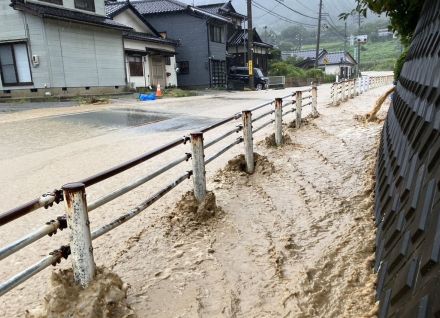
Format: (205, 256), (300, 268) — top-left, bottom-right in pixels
(11, 0), (132, 31)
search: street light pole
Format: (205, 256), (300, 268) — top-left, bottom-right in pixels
(247, 0), (254, 89)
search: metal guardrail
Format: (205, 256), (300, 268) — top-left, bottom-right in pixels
(330, 75), (394, 106)
(268, 76), (286, 88)
(0, 86), (318, 297)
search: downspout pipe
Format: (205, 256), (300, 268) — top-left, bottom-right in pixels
(206, 20), (212, 88)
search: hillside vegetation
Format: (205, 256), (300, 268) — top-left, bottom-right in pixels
(298, 39), (401, 72)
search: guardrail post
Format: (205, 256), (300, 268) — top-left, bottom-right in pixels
(242, 110), (254, 174)
(312, 83), (318, 115)
(341, 80), (346, 101)
(62, 183), (95, 288)
(296, 91), (302, 128)
(351, 79), (356, 98)
(275, 98), (283, 146)
(190, 132), (207, 202)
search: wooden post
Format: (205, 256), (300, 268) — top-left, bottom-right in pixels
(275, 98), (283, 146)
(242, 110), (254, 174)
(190, 132), (207, 202)
(296, 91), (302, 128)
(63, 183), (95, 288)
(312, 83), (318, 115)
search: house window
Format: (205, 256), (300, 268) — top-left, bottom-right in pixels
(40, 0), (63, 5)
(165, 56), (171, 66)
(0, 43), (32, 86)
(177, 61), (189, 74)
(74, 0), (95, 12)
(210, 25), (224, 43)
(128, 56), (143, 77)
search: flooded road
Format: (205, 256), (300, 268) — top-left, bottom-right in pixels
(0, 84), (389, 317)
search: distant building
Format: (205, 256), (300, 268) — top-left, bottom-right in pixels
(378, 28), (393, 37)
(105, 1), (179, 88)
(199, 1), (272, 74)
(282, 49), (357, 78)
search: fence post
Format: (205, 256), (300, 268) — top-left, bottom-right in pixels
(332, 84), (337, 106)
(242, 110), (254, 174)
(312, 83), (318, 115)
(350, 80), (355, 98)
(296, 91), (302, 128)
(341, 80), (346, 101)
(275, 98), (283, 146)
(190, 132), (207, 202)
(62, 183), (95, 288)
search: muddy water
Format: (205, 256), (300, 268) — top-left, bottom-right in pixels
(0, 85), (391, 317)
(101, 90), (390, 317)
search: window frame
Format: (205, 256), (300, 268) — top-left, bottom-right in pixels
(127, 55), (144, 77)
(210, 25), (224, 43)
(74, 0), (95, 12)
(0, 42), (33, 87)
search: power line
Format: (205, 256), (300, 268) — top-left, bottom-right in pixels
(271, 0), (318, 20)
(290, 0), (317, 14)
(252, 0), (317, 28)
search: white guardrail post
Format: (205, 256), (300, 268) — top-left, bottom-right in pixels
(190, 132), (207, 202)
(62, 183), (96, 288)
(351, 80), (355, 98)
(296, 91), (302, 128)
(275, 98), (283, 146)
(312, 83), (318, 115)
(242, 110), (254, 174)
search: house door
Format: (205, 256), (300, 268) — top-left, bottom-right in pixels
(151, 56), (166, 87)
(211, 60), (226, 87)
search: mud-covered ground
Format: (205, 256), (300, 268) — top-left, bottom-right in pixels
(107, 89), (390, 317)
(0, 83), (392, 317)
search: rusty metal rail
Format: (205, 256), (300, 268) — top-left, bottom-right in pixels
(0, 85), (316, 297)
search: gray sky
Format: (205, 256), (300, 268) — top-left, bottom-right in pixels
(179, 0), (380, 31)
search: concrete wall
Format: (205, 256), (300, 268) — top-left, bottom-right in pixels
(145, 12), (226, 87)
(113, 9), (153, 33)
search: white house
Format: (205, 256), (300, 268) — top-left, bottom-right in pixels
(105, 1), (179, 88)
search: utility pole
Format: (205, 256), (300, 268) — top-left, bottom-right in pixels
(247, 0), (254, 89)
(357, 0), (361, 76)
(314, 0), (323, 69)
(344, 21), (347, 52)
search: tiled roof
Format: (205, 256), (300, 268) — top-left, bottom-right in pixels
(321, 51), (357, 65)
(131, 0), (187, 15)
(197, 3), (224, 15)
(287, 49), (326, 60)
(228, 29), (273, 48)
(123, 30), (178, 45)
(105, 1), (128, 16)
(10, 0), (132, 30)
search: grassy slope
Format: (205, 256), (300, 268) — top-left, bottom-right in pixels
(302, 39), (402, 71)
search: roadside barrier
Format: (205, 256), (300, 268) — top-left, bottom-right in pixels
(0, 85), (318, 295)
(330, 75), (394, 106)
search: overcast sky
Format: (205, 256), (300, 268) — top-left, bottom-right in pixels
(178, 0), (380, 30)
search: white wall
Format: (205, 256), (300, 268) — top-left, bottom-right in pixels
(166, 56), (177, 87)
(113, 9), (153, 33)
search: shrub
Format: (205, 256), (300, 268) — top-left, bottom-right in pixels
(394, 48), (409, 81)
